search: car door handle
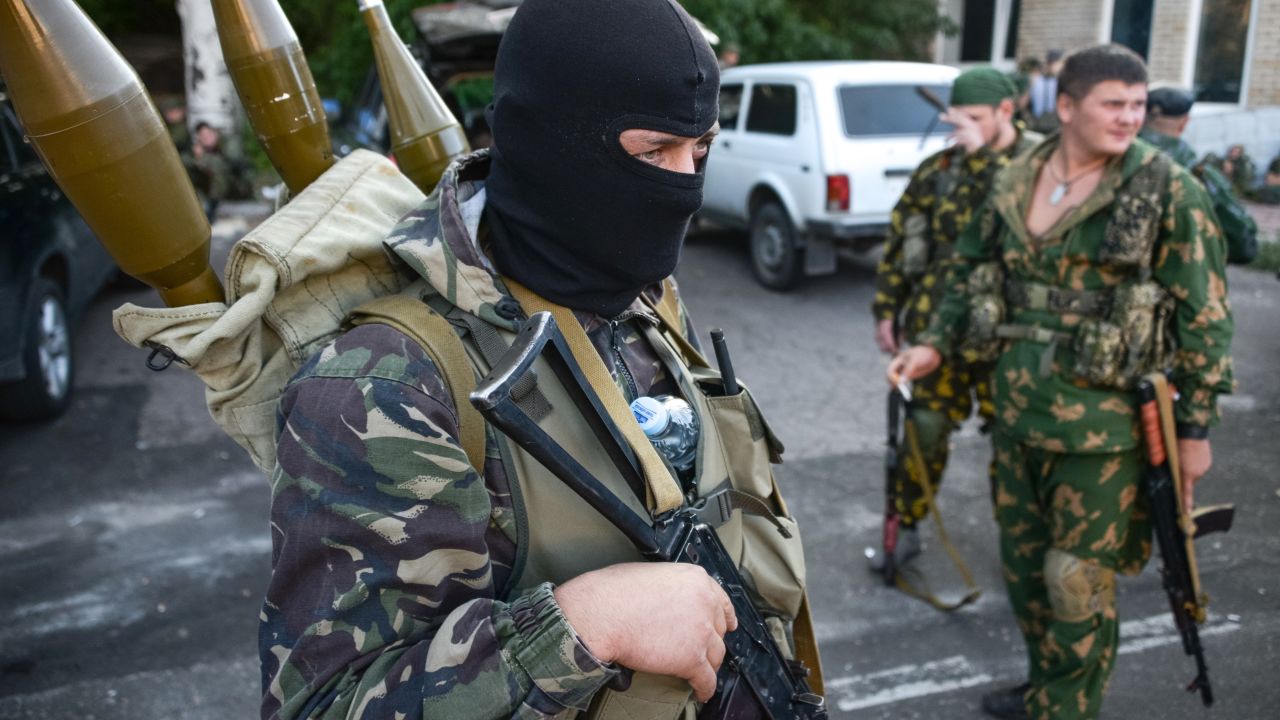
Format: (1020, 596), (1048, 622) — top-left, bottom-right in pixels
(719, 139), (731, 149)
(800, 165), (810, 173)
(884, 168), (913, 178)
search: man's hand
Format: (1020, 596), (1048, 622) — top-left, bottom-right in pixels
(941, 109), (986, 154)
(555, 563), (737, 702)
(886, 345), (942, 387)
(1176, 438), (1212, 515)
(875, 319), (899, 355)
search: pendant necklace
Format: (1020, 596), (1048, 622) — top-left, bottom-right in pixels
(1046, 152), (1107, 206)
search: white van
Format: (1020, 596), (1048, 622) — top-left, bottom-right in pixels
(700, 61), (960, 290)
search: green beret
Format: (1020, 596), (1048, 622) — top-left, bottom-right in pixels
(950, 67), (1017, 107)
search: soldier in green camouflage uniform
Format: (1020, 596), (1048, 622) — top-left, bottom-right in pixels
(872, 68), (1039, 565)
(891, 46), (1234, 720)
(260, 1), (811, 718)
(1140, 87), (1258, 264)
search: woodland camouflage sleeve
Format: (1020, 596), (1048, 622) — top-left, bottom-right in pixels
(915, 199), (996, 357)
(260, 325), (617, 720)
(1153, 169), (1235, 428)
(872, 162), (933, 322)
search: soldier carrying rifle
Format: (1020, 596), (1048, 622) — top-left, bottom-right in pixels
(889, 44), (1234, 720)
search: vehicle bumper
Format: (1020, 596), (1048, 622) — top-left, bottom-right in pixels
(806, 219), (888, 241)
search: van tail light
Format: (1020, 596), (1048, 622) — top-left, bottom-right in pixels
(826, 174), (850, 212)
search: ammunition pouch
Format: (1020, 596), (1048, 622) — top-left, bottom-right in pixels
(957, 261), (1006, 364)
(901, 213), (930, 279)
(995, 279), (1173, 387)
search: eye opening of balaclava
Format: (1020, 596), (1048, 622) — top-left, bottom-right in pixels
(484, 0), (720, 318)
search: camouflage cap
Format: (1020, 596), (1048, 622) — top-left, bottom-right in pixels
(950, 67), (1017, 107)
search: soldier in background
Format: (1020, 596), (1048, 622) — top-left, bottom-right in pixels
(1141, 86), (1258, 264)
(182, 121), (231, 221)
(871, 67), (1040, 573)
(890, 45), (1233, 719)
(158, 96), (190, 153)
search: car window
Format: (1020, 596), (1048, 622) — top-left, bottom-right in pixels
(839, 84), (953, 137)
(745, 83), (797, 136)
(718, 83), (743, 130)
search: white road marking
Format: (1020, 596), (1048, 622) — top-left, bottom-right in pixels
(823, 613), (1240, 711)
(827, 655), (993, 712)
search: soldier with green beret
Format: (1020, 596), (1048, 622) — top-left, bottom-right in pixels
(871, 66), (1040, 572)
(1141, 86), (1258, 263)
(890, 45), (1234, 719)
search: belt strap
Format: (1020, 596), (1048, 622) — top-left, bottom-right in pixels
(347, 295), (487, 472)
(1006, 279), (1109, 317)
(504, 277), (684, 514)
(995, 324), (1073, 344)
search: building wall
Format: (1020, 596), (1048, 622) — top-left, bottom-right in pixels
(1016, 0), (1107, 61)
(1249, 0), (1280, 105)
(1146, 0), (1195, 85)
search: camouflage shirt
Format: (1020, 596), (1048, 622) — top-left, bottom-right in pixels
(1138, 128), (1196, 167)
(919, 137), (1234, 453)
(260, 154), (697, 719)
(873, 129), (1040, 340)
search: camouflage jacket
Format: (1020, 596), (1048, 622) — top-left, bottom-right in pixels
(1140, 128), (1258, 264)
(919, 137), (1234, 453)
(260, 152), (697, 719)
(1138, 128), (1197, 167)
(873, 128), (1040, 341)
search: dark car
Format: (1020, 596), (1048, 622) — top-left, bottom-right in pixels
(0, 88), (117, 421)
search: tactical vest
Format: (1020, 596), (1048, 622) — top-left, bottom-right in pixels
(961, 152), (1177, 388)
(423, 281), (808, 720)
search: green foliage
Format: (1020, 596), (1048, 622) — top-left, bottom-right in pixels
(280, 0), (434, 107)
(1248, 235), (1280, 273)
(682, 0), (955, 64)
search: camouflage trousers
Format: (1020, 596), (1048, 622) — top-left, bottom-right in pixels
(893, 360), (995, 526)
(991, 429), (1151, 720)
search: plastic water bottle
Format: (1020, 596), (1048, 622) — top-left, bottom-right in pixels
(630, 395), (699, 479)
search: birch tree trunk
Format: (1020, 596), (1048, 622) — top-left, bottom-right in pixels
(175, 0), (241, 148)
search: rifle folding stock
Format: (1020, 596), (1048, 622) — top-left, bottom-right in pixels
(1137, 374), (1235, 707)
(470, 312), (827, 719)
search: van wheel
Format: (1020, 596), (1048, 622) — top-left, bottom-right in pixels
(749, 201), (802, 291)
(0, 278), (74, 422)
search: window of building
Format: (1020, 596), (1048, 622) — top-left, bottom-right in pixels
(1193, 0), (1252, 103)
(719, 84), (744, 131)
(1111, 0), (1154, 60)
(745, 84), (797, 136)
(960, 0), (996, 62)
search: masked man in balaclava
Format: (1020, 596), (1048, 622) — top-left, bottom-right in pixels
(258, 1), (814, 718)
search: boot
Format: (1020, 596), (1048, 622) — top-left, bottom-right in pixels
(866, 526), (922, 575)
(981, 682), (1030, 720)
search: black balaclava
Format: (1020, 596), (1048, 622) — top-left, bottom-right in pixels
(484, 0), (719, 318)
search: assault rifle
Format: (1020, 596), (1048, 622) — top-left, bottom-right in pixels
(1137, 374), (1235, 707)
(470, 311), (827, 719)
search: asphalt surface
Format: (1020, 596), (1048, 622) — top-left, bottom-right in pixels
(1, 212), (1277, 719)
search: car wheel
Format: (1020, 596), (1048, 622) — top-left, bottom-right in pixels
(0, 277), (75, 421)
(749, 201), (803, 291)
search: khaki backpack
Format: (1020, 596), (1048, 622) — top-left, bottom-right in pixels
(112, 149), (487, 472)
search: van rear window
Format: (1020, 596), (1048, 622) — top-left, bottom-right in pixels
(839, 84), (953, 137)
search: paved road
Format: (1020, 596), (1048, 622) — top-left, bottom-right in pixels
(1, 216), (1277, 718)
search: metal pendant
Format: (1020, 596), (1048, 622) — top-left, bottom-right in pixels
(1049, 183), (1068, 206)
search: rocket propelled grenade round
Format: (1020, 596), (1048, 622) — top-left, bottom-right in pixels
(213, 0), (334, 195)
(0, 0), (224, 307)
(359, 0), (469, 194)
